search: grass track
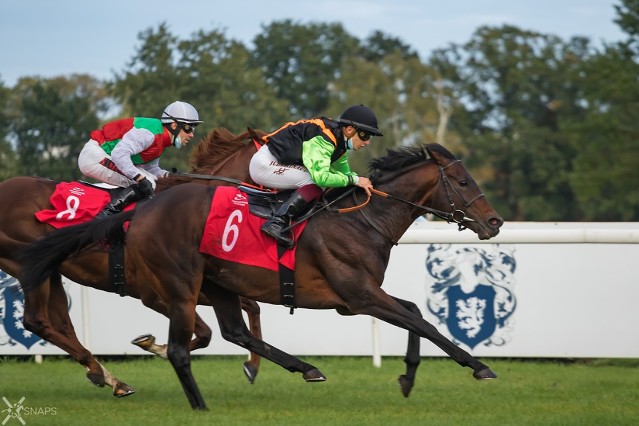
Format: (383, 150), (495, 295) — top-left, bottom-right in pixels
(1, 356), (638, 425)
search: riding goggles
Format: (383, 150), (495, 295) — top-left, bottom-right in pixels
(357, 129), (371, 141)
(179, 122), (198, 134)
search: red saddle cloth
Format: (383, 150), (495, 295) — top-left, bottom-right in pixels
(199, 186), (307, 272)
(35, 182), (133, 229)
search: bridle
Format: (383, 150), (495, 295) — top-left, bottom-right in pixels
(436, 159), (486, 230)
(341, 159), (485, 232)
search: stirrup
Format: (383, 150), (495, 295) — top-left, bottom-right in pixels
(95, 205), (119, 219)
(261, 221), (294, 248)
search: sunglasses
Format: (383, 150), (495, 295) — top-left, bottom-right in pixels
(357, 129), (371, 141)
(179, 122), (198, 134)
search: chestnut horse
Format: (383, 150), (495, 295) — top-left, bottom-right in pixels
(0, 128), (263, 396)
(19, 144), (503, 409)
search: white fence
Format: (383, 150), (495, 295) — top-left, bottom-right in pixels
(1, 221), (638, 358)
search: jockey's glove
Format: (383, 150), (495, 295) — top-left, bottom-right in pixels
(137, 177), (154, 197)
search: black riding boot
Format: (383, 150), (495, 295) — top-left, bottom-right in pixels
(96, 184), (145, 219)
(261, 191), (311, 248)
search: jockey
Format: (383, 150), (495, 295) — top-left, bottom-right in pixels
(78, 101), (203, 217)
(249, 104), (383, 248)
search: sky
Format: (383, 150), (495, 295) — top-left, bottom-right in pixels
(0, 1), (627, 87)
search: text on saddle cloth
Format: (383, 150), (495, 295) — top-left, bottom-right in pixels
(199, 186), (308, 272)
(35, 182), (135, 229)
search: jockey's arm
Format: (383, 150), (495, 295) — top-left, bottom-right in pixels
(111, 128), (156, 180)
(302, 137), (357, 187)
(139, 159), (168, 179)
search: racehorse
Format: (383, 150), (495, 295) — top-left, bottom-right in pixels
(0, 127), (264, 396)
(18, 143), (503, 409)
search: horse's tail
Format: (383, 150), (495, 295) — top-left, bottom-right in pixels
(17, 210), (136, 293)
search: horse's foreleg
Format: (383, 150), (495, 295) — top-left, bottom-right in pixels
(240, 297), (262, 383)
(202, 283), (325, 382)
(356, 288), (496, 383)
(166, 299), (207, 410)
(24, 276), (134, 397)
(390, 296), (421, 398)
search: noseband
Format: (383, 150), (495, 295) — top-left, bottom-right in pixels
(437, 160), (486, 231)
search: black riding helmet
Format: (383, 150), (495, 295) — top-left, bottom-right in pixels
(338, 104), (383, 136)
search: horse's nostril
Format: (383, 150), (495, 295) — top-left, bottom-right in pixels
(490, 217), (504, 229)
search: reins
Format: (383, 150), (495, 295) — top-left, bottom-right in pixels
(340, 187), (469, 224)
(176, 156), (485, 234)
(336, 159), (483, 231)
(171, 172), (267, 191)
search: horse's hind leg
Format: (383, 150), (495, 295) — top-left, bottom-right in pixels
(25, 276), (134, 397)
(132, 299), (213, 358)
(391, 296), (421, 398)
(240, 297), (261, 383)
(201, 282), (325, 382)
(166, 298), (207, 410)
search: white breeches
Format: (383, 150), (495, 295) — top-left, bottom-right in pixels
(78, 140), (156, 188)
(249, 145), (314, 189)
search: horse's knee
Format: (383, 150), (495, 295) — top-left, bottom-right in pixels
(22, 316), (47, 338)
(241, 298), (260, 315)
(197, 333), (212, 347)
(219, 327), (251, 348)
(404, 301), (422, 316)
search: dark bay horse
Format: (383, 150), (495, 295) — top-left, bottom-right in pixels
(19, 143), (503, 409)
(0, 127), (263, 396)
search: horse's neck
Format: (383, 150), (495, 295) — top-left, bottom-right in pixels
(193, 144), (254, 182)
(368, 171), (440, 243)
(366, 198), (415, 244)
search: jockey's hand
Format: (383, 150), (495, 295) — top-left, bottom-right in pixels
(356, 176), (373, 196)
(136, 177), (154, 197)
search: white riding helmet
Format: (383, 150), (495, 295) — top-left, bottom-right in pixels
(161, 101), (203, 125)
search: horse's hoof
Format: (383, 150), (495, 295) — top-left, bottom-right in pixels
(303, 368), (327, 382)
(398, 374), (414, 398)
(86, 371), (106, 387)
(473, 367), (497, 380)
(131, 334), (168, 358)
(131, 333), (155, 349)
(113, 382), (136, 398)
(243, 361), (259, 384)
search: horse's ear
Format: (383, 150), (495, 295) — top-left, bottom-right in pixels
(247, 127), (267, 142)
(425, 145), (443, 166)
(425, 144), (454, 167)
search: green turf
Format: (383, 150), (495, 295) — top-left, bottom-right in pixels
(1, 356), (637, 425)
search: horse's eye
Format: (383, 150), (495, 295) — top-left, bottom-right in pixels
(460, 180), (468, 187)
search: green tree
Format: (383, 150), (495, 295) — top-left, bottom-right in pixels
(569, 36), (639, 220)
(0, 81), (19, 179)
(430, 26), (595, 220)
(9, 75), (107, 180)
(328, 51), (459, 174)
(112, 23), (288, 172)
(615, 0), (639, 44)
(251, 20), (359, 117)
(110, 22), (180, 118)
(358, 30), (419, 62)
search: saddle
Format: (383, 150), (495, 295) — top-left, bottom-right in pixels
(78, 180), (133, 205)
(238, 185), (355, 223)
(238, 185), (294, 219)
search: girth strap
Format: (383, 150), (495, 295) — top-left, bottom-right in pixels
(277, 244), (296, 315)
(109, 239), (127, 297)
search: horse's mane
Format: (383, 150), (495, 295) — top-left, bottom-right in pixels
(189, 128), (252, 172)
(368, 143), (456, 174)
(155, 127), (266, 193)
